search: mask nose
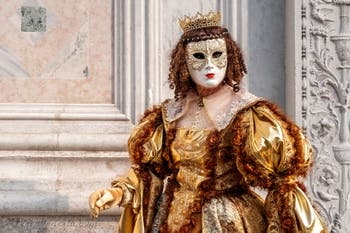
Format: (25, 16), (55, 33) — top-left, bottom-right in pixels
(205, 57), (214, 71)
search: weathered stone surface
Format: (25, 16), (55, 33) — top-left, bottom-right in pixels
(0, 150), (129, 215)
(0, 216), (119, 233)
(21, 6), (46, 32)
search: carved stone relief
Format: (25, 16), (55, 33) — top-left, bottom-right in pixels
(306, 0), (350, 232)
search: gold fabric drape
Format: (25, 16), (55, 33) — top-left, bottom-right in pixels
(113, 110), (165, 233)
(110, 101), (327, 233)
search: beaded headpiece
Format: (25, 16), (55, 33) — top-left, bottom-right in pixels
(179, 11), (221, 33)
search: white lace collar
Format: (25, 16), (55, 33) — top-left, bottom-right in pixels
(164, 85), (261, 130)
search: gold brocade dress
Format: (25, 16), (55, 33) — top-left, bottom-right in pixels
(166, 128), (266, 232)
(112, 88), (327, 233)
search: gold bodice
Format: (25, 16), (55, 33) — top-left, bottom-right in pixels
(171, 129), (210, 164)
(166, 128), (257, 232)
(170, 128), (245, 192)
(171, 129), (210, 191)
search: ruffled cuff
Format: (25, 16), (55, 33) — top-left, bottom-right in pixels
(265, 185), (327, 233)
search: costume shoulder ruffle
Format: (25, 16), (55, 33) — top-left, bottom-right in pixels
(128, 105), (164, 165)
(231, 100), (327, 233)
(232, 100), (312, 184)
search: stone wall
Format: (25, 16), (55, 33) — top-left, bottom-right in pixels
(0, 0), (288, 232)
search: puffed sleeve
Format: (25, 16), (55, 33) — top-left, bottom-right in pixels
(111, 105), (167, 233)
(233, 101), (327, 233)
(127, 105), (165, 167)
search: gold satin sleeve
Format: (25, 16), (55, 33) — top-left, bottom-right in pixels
(112, 168), (144, 233)
(112, 168), (163, 233)
(235, 103), (327, 233)
(111, 106), (165, 233)
(139, 124), (164, 164)
(128, 115), (164, 165)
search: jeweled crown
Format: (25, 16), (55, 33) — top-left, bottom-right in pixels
(179, 11), (221, 33)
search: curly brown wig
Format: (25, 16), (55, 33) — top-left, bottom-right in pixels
(168, 26), (247, 100)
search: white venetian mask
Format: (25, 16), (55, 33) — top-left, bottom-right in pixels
(185, 38), (227, 89)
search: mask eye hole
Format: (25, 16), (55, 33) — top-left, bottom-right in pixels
(193, 52), (205, 59)
(213, 51), (223, 58)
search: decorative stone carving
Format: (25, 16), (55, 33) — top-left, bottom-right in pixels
(303, 0), (350, 232)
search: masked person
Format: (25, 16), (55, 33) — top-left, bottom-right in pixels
(89, 12), (327, 233)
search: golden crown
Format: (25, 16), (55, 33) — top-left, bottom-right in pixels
(179, 11), (221, 33)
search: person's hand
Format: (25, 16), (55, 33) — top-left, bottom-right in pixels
(89, 188), (123, 218)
